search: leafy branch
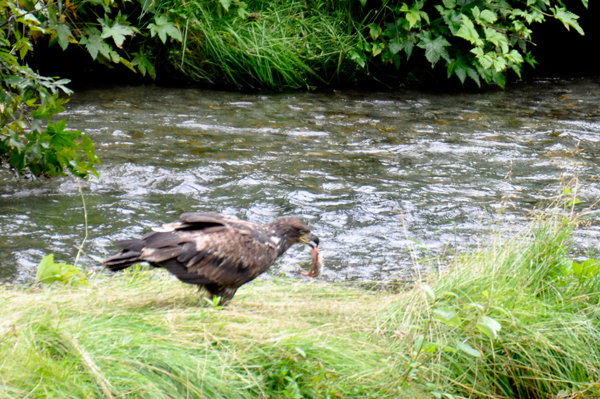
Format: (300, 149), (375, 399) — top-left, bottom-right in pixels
(356, 0), (587, 87)
(1, 0), (184, 177)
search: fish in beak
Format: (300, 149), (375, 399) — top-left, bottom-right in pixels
(300, 234), (323, 278)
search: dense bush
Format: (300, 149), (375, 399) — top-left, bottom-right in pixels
(0, 0), (180, 176)
(0, 0), (588, 176)
(159, 0), (587, 88)
(359, 0), (587, 87)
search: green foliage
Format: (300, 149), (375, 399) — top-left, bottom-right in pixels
(203, 295), (224, 309)
(562, 258), (599, 284)
(261, 348), (341, 398)
(389, 212), (600, 398)
(148, 15), (182, 44)
(3, 0), (589, 108)
(0, 274), (396, 398)
(1, 0), (190, 177)
(1, 0), (102, 178)
(0, 77), (101, 177)
(36, 0), (183, 74)
(360, 0), (588, 87)
(36, 254), (89, 286)
(99, 16), (136, 49)
(167, 0), (363, 89)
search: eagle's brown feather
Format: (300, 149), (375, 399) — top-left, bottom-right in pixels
(102, 213), (319, 303)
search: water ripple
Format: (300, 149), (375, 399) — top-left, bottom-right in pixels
(1, 78), (600, 283)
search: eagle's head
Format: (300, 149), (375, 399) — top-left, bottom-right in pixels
(269, 217), (319, 250)
(270, 217), (322, 277)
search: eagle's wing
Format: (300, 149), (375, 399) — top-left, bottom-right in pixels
(134, 215), (280, 286)
(144, 212), (236, 233)
(113, 212), (231, 252)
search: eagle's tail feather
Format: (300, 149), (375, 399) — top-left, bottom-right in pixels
(102, 250), (142, 271)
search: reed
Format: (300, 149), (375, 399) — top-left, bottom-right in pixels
(166, 0), (364, 88)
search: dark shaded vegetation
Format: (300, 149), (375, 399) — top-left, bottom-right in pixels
(529, 0), (599, 76)
(0, 0), (592, 177)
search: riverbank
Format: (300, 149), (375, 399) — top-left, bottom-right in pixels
(1, 210), (599, 398)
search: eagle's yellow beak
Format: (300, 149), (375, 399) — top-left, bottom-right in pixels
(300, 233), (320, 248)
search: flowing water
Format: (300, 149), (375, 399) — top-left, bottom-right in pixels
(1, 77), (599, 284)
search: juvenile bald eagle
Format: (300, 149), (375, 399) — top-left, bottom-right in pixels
(102, 213), (320, 303)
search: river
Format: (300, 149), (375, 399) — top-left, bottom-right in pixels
(1, 77), (599, 283)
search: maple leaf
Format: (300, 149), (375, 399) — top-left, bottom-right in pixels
(47, 120), (81, 149)
(55, 24), (74, 50)
(456, 14), (483, 46)
(388, 39), (403, 55)
(417, 32), (451, 65)
(484, 28), (508, 53)
(132, 52), (156, 79)
(148, 15), (182, 43)
(446, 56), (480, 86)
(80, 29), (112, 60)
(553, 7), (584, 35)
(99, 17), (134, 48)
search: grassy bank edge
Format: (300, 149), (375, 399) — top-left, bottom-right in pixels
(1, 210), (599, 398)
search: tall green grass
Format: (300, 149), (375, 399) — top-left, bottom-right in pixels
(166, 0), (365, 88)
(1, 208), (599, 398)
(385, 211), (600, 398)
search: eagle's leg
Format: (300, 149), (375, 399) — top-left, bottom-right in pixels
(202, 283), (238, 306)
